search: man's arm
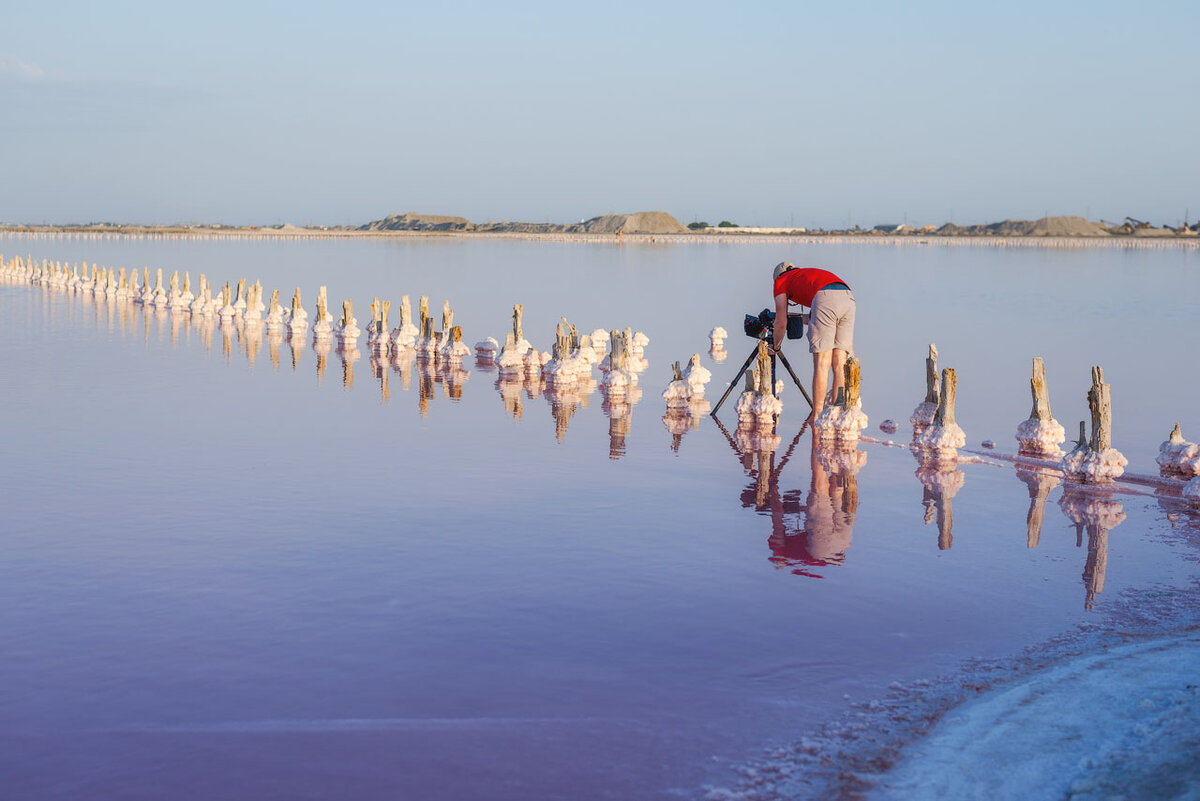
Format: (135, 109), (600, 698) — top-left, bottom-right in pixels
(770, 292), (789, 351)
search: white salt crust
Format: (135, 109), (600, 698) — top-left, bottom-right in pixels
(915, 422), (967, 457)
(1015, 417), (1067, 455)
(1060, 444), (1129, 484)
(1157, 426), (1200, 477)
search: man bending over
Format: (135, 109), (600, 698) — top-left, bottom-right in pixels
(768, 261), (856, 425)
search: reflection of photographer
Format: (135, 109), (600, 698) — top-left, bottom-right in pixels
(769, 263), (855, 425)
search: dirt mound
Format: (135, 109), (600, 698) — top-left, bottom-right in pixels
(938, 216), (1108, 237)
(570, 212), (686, 234)
(1027, 216), (1109, 237)
(360, 213), (476, 232)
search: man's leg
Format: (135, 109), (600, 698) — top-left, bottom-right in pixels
(831, 348), (848, 404)
(809, 349), (832, 423)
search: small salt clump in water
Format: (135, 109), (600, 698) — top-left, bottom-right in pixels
(915, 367), (966, 458)
(879, 419), (898, 434)
(1183, 476), (1200, 504)
(1058, 368), (1128, 484)
(1015, 357), (1066, 455)
(709, 326), (727, 347)
(910, 343), (940, 435)
(981, 439), (996, 449)
(1156, 423), (1200, 477)
(575, 334), (600, 365)
(682, 353), (711, 395)
(474, 336), (500, 361)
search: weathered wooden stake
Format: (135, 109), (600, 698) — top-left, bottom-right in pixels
(1030, 357), (1052, 421)
(934, 368), (957, 426)
(513, 304), (524, 342)
(1087, 366), (1112, 452)
(925, 344), (939, 404)
(844, 357), (861, 407)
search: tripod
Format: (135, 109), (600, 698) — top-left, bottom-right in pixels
(710, 338), (814, 417)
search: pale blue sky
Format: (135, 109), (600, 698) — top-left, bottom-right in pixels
(2, 1), (1195, 228)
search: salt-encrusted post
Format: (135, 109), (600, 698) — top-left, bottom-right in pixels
(513, 303), (524, 343)
(1060, 366), (1127, 483)
(935, 368), (956, 427)
(911, 344), (939, 433)
(1088, 366), (1112, 452)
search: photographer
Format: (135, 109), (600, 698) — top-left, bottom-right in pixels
(769, 262), (855, 425)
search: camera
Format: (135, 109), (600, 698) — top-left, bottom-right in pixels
(743, 308), (804, 342)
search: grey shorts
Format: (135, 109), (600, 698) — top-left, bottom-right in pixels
(807, 288), (855, 355)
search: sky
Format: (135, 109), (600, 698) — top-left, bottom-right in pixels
(1, 0), (1196, 228)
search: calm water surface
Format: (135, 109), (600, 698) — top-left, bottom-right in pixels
(1, 234), (1198, 800)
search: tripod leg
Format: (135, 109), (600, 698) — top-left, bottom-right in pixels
(710, 346), (759, 417)
(776, 350), (814, 409)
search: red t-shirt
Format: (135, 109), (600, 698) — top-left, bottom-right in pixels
(773, 267), (846, 307)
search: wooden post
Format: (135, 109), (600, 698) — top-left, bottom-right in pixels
(844, 357), (861, 407)
(934, 368), (957, 426)
(925, 344), (939, 405)
(442, 300), (453, 333)
(609, 330), (625, 370)
(292, 287), (302, 314)
(756, 340), (773, 398)
(1029, 357), (1052, 420)
(419, 295), (429, 330)
(381, 301), (390, 333)
(1087, 366), (1112, 452)
(672, 361), (683, 381)
(513, 304), (524, 342)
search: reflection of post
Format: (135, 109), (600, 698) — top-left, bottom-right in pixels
(390, 346), (414, 392)
(314, 338), (330, 384)
(1058, 490), (1125, 610)
(496, 376), (524, 418)
(1016, 467), (1061, 548)
(915, 455), (965, 550)
(419, 366), (435, 415)
(267, 330), (282, 371)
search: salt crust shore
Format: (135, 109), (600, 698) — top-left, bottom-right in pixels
(702, 502), (1200, 801)
(3, 229), (1200, 249)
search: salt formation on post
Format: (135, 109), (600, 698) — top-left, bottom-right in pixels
(813, 358), (868, 441)
(442, 325), (471, 363)
(311, 286), (334, 340)
(336, 299), (361, 344)
(217, 282), (237, 322)
(662, 360), (696, 409)
(915, 367), (966, 459)
(1184, 477), (1200, 504)
(366, 298), (390, 355)
(682, 354), (711, 395)
(600, 329), (638, 397)
(151, 269), (169, 307)
(543, 322), (591, 387)
(232, 279), (248, 316)
(436, 301), (459, 361)
(1059, 366), (1128, 484)
(910, 344), (939, 434)
(1156, 423), (1200, 477)
(1015, 357), (1067, 455)
(384, 295), (414, 350)
(497, 333), (524, 377)
(733, 343), (782, 452)
(243, 282), (263, 326)
(286, 288), (308, 334)
(265, 289), (285, 332)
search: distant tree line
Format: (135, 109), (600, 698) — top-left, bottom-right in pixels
(687, 220), (739, 230)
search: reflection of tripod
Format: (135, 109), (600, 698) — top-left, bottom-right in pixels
(711, 337), (813, 417)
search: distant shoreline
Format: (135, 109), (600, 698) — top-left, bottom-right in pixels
(2, 226), (1198, 249)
